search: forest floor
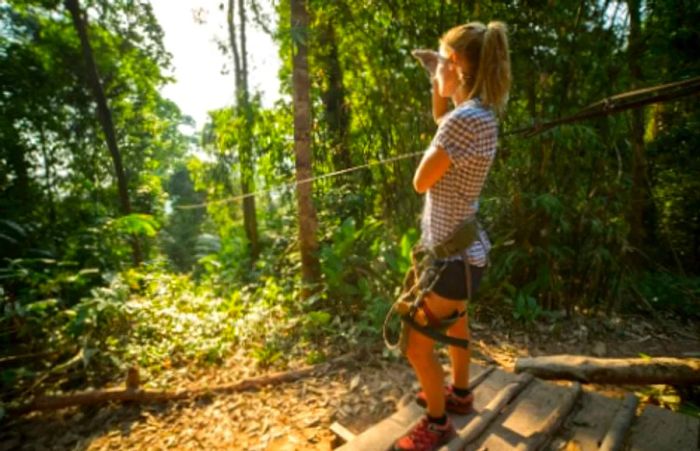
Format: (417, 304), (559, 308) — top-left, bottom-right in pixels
(3, 310), (699, 451)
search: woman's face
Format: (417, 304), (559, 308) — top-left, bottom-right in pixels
(436, 44), (460, 98)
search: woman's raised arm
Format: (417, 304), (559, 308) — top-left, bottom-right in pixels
(432, 78), (450, 125)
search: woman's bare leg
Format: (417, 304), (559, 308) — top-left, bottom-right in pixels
(405, 291), (465, 417)
(405, 328), (444, 417)
(447, 312), (470, 389)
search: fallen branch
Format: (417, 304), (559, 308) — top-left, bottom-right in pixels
(0, 351), (59, 368)
(9, 352), (359, 417)
(515, 355), (700, 385)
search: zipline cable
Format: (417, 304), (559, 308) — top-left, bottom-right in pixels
(177, 76), (700, 210)
(504, 75), (700, 137)
(177, 150), (425, 209)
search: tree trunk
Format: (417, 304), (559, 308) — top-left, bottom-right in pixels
(318, 23), (351, 174)
(39, 126), (57, 229)
(292, 0), (321, 298)
(64, 0), (142, 265)
(626, 0), (648, 254)
(515, 355), (700, 385)
(227, 0), (259, 259)
(238, 0), (249, 101)
(227, 0), (242, 94)
(238, 0), (259, 258)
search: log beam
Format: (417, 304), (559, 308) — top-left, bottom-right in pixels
(515, 355), (700, 385)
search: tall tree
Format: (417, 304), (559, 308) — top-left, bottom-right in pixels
(291, 0), (320, 298)
(317, 21), (351, 173)
(64, 0), (142, 265)
(227, 0), (260, 258)
(626, 0), (649, 254)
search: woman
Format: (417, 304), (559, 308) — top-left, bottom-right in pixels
(394, 21), (511, 451)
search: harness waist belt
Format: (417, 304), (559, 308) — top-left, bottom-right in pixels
(428, 217), (479, 259)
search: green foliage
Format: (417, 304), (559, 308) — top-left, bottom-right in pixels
(160, 166), (207, 272)
(110, 214), (160, 237)
(250, 341), (284, 367)
(635, 384), (700, 419)
(2, 262), (244, 399)
(0, 0), (192, 402)
(647, 106), (700, 272)
(0, 0), (190, 266)
(634, 271), (700, 318)
(507, 285), (544, 325)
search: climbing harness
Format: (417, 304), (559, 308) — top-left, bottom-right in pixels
(383, 217), (481, 354)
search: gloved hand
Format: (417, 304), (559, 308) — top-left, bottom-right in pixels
(411, 49), (439, 79)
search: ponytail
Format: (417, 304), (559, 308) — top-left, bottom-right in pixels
(472, 21), (511, 115)
(440, 21), (512, 115)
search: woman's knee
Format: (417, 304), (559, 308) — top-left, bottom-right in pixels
(447, 314), (470, 339)
(405, 329), (434, 362)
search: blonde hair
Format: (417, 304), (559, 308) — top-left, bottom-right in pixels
(441, 21), (511, 114)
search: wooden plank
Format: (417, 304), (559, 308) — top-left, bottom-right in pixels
(599, 393), (639, 451)
(451, 366), (516, 432)
(331, 421), (356, 443)
(466, 378), (575, 451)
(515, 382), (582, 451)
(443, 373), (535, 451)
(338, 363), (513, 451)
(553, 390), (623, 451)
(337, 399), (423, 451)
(625, 403), (700, 451)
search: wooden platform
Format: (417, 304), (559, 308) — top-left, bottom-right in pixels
(335, 363), (699, 451)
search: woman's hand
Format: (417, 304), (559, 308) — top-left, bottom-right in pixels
(411, 49), (439, 78)
(411, 49), (449, 124)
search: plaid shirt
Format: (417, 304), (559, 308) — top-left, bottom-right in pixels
(420, 98), (497, 267)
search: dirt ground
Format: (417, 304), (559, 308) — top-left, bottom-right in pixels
(2, 311), (698, 451)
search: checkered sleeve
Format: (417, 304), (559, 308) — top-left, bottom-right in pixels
(431, 111), (477, 170)
(431, 109), (496, 168)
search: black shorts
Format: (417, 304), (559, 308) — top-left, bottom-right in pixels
(423, 259), (485, 301)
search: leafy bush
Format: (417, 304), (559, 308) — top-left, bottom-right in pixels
(482, 124), (632, 316)
(633, 271), (700, 318)
(317, 214), (417, 330)
(503, 282), (544, 324)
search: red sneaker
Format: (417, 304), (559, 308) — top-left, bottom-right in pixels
(415, 385), (475, 415)
(393, 415), (456, 451)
